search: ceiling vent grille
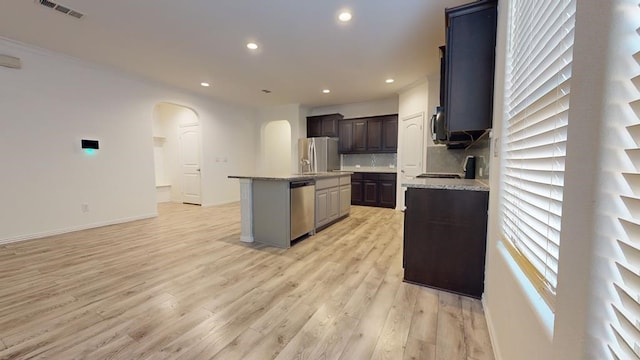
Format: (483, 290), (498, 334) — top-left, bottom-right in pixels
(36, 0), (84, 19)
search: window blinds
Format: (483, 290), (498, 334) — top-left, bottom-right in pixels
(611, 4), (640, 358)
(500, 0), (576, 309)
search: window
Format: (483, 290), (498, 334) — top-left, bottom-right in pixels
(499, 0), (576, 310)
(610, 2), (640, 357)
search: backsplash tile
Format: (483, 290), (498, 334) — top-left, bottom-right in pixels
(342, 153), (397, 168)
(426, 136), (490, 179)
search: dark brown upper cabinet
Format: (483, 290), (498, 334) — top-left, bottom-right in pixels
(352, 120), (367, 152)
(306, 113), (343, 137)
(366, 118), (383, 151)
(443, 0), (497, 142)
(338, 120), (353, 153)
(338, 114), (398, 154)
(382, 115), (398, 152)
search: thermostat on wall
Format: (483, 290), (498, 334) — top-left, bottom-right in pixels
(81, 139), (99, 149)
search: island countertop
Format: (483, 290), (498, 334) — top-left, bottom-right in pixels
(401, 178), (489, 192)
(228, 171), (353, 181)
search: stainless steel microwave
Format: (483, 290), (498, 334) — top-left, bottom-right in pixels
(431, 106), (446, 144)
(430, 106), (486, 148)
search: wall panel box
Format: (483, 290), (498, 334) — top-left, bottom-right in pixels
(81, 139), (99, 149)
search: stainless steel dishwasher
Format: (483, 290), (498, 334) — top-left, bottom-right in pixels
(290, 180), (315, 240)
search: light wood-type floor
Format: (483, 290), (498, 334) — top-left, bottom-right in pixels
(0, 202), (494, 360)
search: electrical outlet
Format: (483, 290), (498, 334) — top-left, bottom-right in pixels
(81, 203), (89, 212)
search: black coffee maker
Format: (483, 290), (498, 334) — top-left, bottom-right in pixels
(463, 156), (476, 179)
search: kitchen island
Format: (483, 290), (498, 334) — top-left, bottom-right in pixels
(401, 177), (489, 298)
(228, 172), (352, 248)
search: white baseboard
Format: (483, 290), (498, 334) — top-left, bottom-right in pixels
(201, 200), (241, 208)
(0, 212), (158, 245)
(482, 297), (503, 360)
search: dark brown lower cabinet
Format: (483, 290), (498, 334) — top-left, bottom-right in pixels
(379, 181), (396, 208)
(351, 179), (363, 204)
(363, 180), (378, 206)
(378, 174), (396, 208)
(351, 172), (396, 208)
(403, 187), (489, 298)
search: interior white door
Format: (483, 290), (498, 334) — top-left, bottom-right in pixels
(401, 113), (424, 178)
(179, 124), (202, 205)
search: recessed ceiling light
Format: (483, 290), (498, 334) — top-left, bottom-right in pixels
(247, 42), (258, 50)
(338, 11), (352, 22)
(322, 89), (331, 94)
(385, 79), (395, 84)
(200, 82), (210, 87)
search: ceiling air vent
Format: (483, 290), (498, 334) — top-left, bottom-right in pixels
(36, 0), (84, 19)
(54, 4), (70, 14)
(68, 10), (83, 19)
(39, 0), (55, 8)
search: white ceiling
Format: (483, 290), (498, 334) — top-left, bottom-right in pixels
(0, 0), (470, 107)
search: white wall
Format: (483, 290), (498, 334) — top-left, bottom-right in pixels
(309, 97), (398, 118)
(484, 1), (632, 359)
(262, 120), (292, 175)
(256, 104), (305, 174)
(0, 38), (257, 243)
(199, 101), (257, 206)
(397, 80), (430, 210)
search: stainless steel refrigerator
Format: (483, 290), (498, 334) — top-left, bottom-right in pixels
(298, 137), (339, 173)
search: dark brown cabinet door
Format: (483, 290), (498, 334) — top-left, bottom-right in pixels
(351, 180), (363, 205)
(322, 117), (338, 137)
(352, 120), (367, 152)
(339, 120), (353, 153)
(444, 1), (497, 134)
(307, 117), (323, 137)
(351, 173), (364, 205)
(382, 116), (398, 152)
(363, 180), (378, 206)
(403, 187), (489, 298)
(366, 119), (382, 151)
(378, 180), (396, 208)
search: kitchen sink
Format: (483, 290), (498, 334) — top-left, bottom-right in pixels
(416, 173), (462, 179)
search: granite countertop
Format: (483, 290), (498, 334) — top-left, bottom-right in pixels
(402, 178), (489, 192)
(228, 171), (353, 181)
